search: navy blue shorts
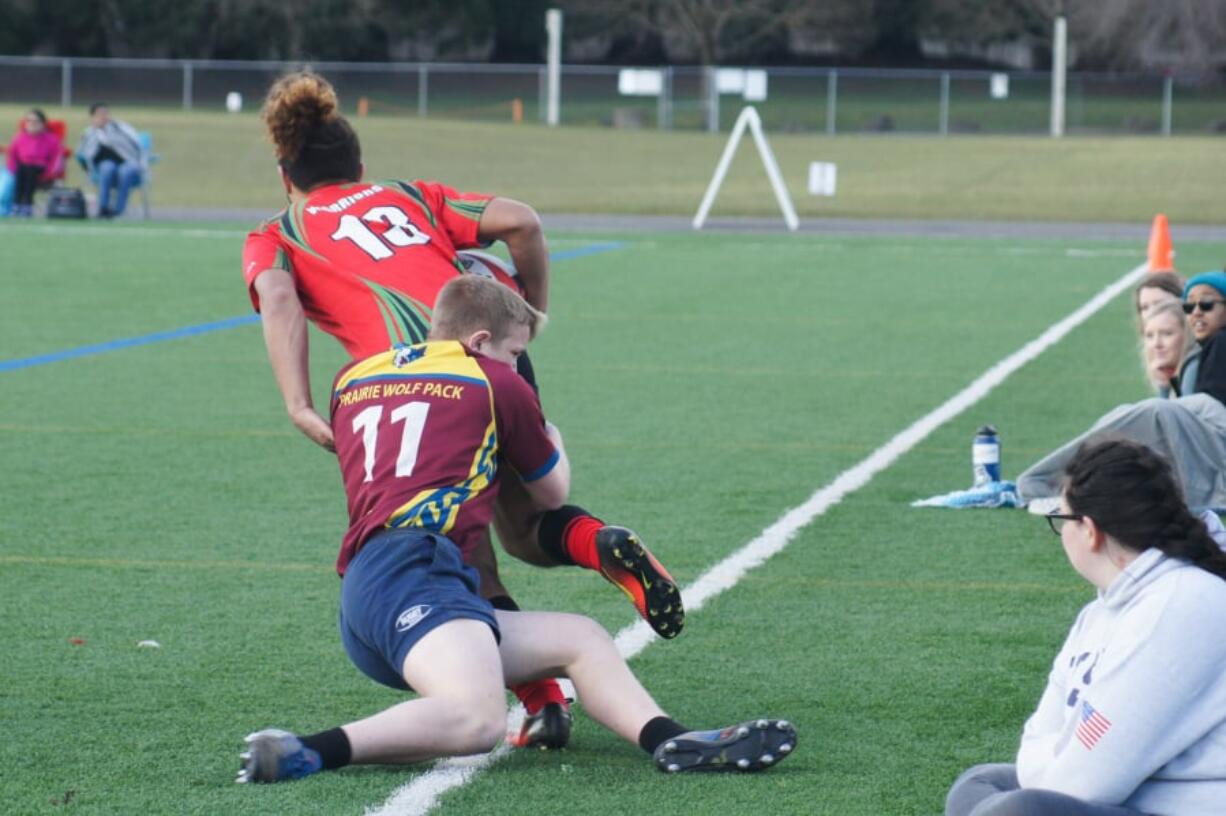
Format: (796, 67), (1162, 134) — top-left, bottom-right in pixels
(338, 529), (499, 691)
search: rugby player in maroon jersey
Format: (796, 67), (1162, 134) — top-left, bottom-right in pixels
(236, 276), (797, 782)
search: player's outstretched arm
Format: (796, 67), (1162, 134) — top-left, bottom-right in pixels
(477, 197), (549, 313)
(520, 421), (569, 511)
(253, 269), (335, 452)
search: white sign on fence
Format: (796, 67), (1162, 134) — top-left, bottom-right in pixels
(618, 68), (664, 97)
(808, 162), (838, 196)
(715, 68), (768, 101)
(990, 73), (1009, 100)
(743, 70), (768, 102)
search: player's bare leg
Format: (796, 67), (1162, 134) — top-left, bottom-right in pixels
(467, 525), (571, 749)
(238, 612), (797, 783)
(343, 620), (507, 763)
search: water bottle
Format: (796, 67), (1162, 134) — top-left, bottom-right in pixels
(972, 425), (1001, 486)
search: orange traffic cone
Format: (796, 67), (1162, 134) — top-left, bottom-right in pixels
(1147, 214), (1175, 272)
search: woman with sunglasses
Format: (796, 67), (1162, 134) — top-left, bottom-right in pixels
(1175, 271), (1226, 405)
(948, 438), (1226, 816)
(1016, 271), (1226, 514)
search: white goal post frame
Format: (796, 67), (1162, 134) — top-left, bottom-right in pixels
(692, 106), (799, 231)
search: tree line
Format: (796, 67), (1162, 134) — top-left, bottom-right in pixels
(2, 0), (1224, 75)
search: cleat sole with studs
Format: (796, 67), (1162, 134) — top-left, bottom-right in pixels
(652, 718), (797, 774)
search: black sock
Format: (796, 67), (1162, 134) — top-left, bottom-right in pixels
(637, 716), (689, 754)
(537, 505), (590, 566)
(300, 727), (352, 770)
(488, 594), (520, 612)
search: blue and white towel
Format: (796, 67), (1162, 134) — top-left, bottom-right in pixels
(912, 480), (1021, 509)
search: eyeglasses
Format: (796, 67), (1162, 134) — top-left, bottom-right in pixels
(1046, 512), (1083, 535)
(1182, 299), (1225, 314)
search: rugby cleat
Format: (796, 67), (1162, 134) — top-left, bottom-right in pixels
(235, 728), (323, 784)
(507, 701), (572, 750)
(654, 719), (797, 774)
(596, 526), (684, 639)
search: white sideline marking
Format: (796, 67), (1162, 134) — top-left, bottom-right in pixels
(367, 262), (1149, 816)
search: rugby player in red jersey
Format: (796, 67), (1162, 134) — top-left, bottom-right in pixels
(240, 72), (681, 748)
(236, 276), (797, 783)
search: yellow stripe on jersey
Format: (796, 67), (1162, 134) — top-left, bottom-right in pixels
(333, 340), (489, 402)
(332, 341), (500, 536)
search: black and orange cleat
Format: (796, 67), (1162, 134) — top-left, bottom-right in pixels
(508, 702), (572, 750)
(595, 526), (684, 639)
(654, 719), (797, 774)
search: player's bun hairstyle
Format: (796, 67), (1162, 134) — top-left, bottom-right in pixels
(262, 72), (361, 190)
(1063, 438), (1226, 582)
(431, 276), (546, 344)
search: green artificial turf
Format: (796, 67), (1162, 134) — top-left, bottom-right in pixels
(2, 223), (1224, 814)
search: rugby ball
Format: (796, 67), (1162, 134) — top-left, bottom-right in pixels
(457, 249), (522, 294)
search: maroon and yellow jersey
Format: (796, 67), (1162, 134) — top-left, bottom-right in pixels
(242, 179), (492, 358)
(329, 341), (559, 575)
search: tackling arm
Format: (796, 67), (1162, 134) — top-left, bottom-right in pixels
(252, 268), (335, 451)
(521, 421), (570, 511)
(477, 197), (549, 313)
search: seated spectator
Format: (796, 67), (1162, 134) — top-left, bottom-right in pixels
(77, 103), (144, 218)
(1139, 299), (1194, 396)
(1132, 270), (1183, 324)
(1176, 270), (1226, 403)
(1017, 270), (1226, 513)
(4, 109), (65, 218)
(947, 439), (1226, 816)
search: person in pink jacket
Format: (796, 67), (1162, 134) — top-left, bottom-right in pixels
(5, 109), (64, 217)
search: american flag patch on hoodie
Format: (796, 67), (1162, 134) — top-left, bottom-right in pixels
(1075, 701), (1112, 750)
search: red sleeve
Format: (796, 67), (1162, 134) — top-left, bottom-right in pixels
(241, 222), (290, 313)
(484, 360), (559, 482)
(412, 179), (492, 251)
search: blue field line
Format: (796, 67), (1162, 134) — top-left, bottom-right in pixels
(1, 241), (626, 373)
(550, 241), (624, 261)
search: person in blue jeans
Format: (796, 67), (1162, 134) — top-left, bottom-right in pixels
(77, 103), (144, 218)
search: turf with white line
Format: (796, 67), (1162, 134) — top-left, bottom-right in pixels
(364, 262), (1149, 815)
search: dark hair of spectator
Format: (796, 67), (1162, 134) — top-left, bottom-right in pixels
(88, 102), (107, 116)
(1133, 271), (1185, 313)
(262, 72), (361, 190)
(1063, 438), (1226, 581)
(27, 108), (47, 126)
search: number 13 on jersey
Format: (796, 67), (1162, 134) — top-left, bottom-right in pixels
(331, 205), (431, 260)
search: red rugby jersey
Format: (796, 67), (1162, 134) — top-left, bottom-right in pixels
(242, 179), (492, 358)
(329, 341), (559, 575)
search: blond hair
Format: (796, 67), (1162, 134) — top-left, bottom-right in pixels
(430, 276), (545, 343)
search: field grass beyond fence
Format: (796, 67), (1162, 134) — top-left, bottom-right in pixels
(3, 103), (1224, 224)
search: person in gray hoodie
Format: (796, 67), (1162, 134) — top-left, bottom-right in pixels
(947, 438), (1226, 816)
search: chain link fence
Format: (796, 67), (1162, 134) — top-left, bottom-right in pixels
(2, 55), (1224, 136)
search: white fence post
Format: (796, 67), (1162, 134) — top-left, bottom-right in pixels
(1162, 75), (1173, 137)
(418, 64), (428, 118)
(182, 62), (193, 110)
(545, 9), (562, 126)
(939, 72), (950, 135)
(61, 58), (72, 108)
(826, 70), (837, 135)
(1050, 15), (1067, 137)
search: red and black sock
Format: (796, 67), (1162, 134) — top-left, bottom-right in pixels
(538, 505), (604, 571)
